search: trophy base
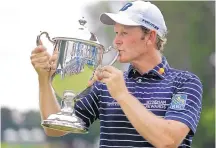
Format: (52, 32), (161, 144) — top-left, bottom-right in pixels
(41, 112), (88, 134)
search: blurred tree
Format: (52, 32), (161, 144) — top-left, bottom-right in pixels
(23, 110), (41, 129)
(1, 107), (18, 140)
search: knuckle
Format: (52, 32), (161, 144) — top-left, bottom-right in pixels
(31, 58), (36, 63)
(44, 56), (49, 61)
(46, 51), (50, 56)
(51, 64), (57, 70)
(39, 56), (48, 62)
(31, 49), (36, 54)
(118, 70), (122, 74)
(45, 53), (49, 57)
(34, 64), (39, 69)
(38, 45), (46, 50)
(31, 61), (35, 66)
(53, 54), (58, 59)
(50, 56), (55, 61)
(30, 53), (35, 59)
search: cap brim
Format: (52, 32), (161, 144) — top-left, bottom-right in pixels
(100, 13), (140, 26)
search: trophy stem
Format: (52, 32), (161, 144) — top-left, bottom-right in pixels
(60, 90), (76, 114)
(41, 90), (88, 133)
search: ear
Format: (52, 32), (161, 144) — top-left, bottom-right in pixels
(144, 30), (156, 46)
(149, 30), (157, 43)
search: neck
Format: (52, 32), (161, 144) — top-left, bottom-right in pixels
(131, 50), (162, 75)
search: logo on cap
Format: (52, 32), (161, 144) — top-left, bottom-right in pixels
(119, 2), (133, 11)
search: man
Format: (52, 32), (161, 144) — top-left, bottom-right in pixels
(30, 1), (203, 147)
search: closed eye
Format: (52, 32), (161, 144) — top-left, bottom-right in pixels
(115, 32), (128, 36)
(122, 32), (128, 35)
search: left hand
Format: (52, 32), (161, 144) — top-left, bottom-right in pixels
(88, 66), (129, 101)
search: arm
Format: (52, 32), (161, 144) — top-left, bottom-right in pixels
(38, 77), (68, 137)
(92, 66), (202, 147)
(117, 93), (189, 148)
(31, 45), (67, 137)
(116, 74), (203, 148)
(39, 78), (101, 136)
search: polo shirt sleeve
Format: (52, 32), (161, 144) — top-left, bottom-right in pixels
(164, 73), (203, 135)
(74, 81), (101, 128)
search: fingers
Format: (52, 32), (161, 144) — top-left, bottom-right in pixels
(87, 66), (118, 86)
(31, 50), (50, 65)
(31, 45), (46, 54)
(96, 70), (110, 79)
(87, 69), (102, 86)
(34, 63), (51, 71)
(87, 71), (98, 87)
(31, 45), (52, 74)
(87, 79), (95, 87)
(87, 69), (111, 86)
(101, 65), (116, 73)
(49, 50), (59, 71)
(31, 56), (49, 65)
(49, 50), (59, 65)
(50, 64), (56, 72)
(31, 51), (50, 60)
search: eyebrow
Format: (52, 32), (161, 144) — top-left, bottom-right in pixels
(114, 25), (139, 32)
(123, 25), (139, 29)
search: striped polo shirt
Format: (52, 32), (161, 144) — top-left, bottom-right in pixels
(74, 56), (203, 148)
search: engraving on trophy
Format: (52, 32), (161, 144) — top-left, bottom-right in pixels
(60, 41), (98, 79)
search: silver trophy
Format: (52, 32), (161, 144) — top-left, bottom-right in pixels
(36, 18), (118, 134)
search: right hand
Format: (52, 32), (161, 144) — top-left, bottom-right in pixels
(87, 67), (103, 86)
(30, 42), (58, 80)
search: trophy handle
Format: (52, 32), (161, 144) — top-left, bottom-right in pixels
(36, 31), (55, 46)
(75, 46), (119, 100)
(105, 46), (119, 66)
(36, 31), (55, 72)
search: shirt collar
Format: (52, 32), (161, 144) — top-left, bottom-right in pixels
(127, 56), (170, 80)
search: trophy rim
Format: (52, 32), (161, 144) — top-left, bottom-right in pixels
(53, 37), (105, 50)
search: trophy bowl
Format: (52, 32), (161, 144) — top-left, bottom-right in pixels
(36, 18), (118, 134)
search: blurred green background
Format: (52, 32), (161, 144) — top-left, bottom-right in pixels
(1, 1), (215, 148)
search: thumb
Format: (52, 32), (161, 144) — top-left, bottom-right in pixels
(87, 70), (103, 87)
(87, 71), (99, 87)
(87, 76), (96, 87)
(49, 50), (58, 65)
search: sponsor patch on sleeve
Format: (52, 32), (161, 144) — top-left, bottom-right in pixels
(170, 94), (187, 110)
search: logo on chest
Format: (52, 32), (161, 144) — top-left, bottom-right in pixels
(145, 100), (167, 109)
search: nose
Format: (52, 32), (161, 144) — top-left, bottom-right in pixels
(113, 34), (122, 49)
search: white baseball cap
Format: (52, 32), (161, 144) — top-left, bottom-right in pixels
(100, 0), (167, 38)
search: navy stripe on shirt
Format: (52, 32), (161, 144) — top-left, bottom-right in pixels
(74, 56), (203, 148)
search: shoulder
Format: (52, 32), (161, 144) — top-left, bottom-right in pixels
(169, 68), (202, 83)
(168, 68), (203, 93)
(169, 67), (198, 78)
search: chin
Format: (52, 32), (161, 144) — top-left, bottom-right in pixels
(118, 57), (131, 63)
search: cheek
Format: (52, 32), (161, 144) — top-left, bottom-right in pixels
(130, 38), (138, 45)
(125, 38), (139, 50)
(127, 39), (145, 54)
